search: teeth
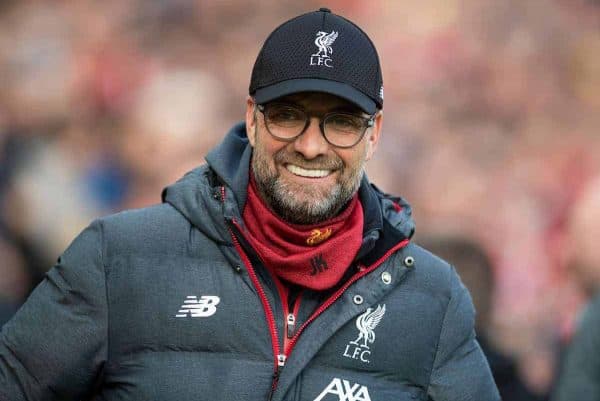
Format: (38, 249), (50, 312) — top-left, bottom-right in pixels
(286, 164), (331, 178)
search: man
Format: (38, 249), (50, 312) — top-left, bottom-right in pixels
(0, 8), (499, 401)
(552, 175), (600, 401)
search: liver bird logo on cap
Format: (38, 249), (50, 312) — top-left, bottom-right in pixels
(312, 31), (339, 58)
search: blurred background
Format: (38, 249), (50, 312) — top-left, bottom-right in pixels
(0, 0), (599, 399)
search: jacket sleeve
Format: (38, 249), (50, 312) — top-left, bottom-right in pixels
(427, 266), (501, 401)
(552, 297), (600, 401)
(0, 221), (108, 401)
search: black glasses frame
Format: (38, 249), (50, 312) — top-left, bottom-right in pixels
(256, 102), (375, 149)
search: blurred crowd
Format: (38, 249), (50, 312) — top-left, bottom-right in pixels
(1, 0), (599, 400)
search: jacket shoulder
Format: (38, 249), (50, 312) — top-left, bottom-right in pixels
(400, 242), (464, 303)
(97, 203), (192, 257)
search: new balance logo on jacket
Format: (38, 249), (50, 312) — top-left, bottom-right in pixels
(313, 378), (371, 401)
(175, 295), (220, 317)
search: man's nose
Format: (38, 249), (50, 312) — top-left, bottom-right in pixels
(292, 118), (329, 159)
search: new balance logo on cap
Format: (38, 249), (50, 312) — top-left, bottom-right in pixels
(175, 295), (220, 318)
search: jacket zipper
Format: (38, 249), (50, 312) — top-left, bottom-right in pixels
(271, 274), (303, 355)
(219, 184), (280, 395)
(286, 296), (302, 341)
(222, 186), (410, 400)
(221, 187), (284, 400)
(228, 226), (283, 400)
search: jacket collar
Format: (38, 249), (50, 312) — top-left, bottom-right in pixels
(205, 121), (253, 213)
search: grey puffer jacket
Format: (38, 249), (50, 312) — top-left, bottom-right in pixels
(552, 294), (600, 401)
(0, 123), (500, 401)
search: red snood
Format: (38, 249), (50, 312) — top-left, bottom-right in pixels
(242, 177), (364, 290)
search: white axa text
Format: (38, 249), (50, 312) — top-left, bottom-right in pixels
(313, 378), (371, 401)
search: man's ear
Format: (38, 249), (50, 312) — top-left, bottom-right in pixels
(246, 96), (257, 147)
(365, 111), (382, 161)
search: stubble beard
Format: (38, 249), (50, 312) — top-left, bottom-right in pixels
(251, 132), (366, 225)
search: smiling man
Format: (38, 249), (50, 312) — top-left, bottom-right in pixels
(0, 8), (499, 401)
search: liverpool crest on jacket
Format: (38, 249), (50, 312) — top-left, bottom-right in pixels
(342, 304), (386, 364)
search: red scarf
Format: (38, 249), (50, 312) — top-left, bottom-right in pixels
(242, 178), (364, 290)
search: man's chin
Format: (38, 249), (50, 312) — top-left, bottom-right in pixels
(270, 190), (341, 225)
(273, 207), (334, 225)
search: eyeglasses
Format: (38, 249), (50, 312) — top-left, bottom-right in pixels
(256, 102), (375, 148)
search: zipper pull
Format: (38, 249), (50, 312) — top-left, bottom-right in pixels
(286, 313), (296, 339)
(268, 355), (286, 400)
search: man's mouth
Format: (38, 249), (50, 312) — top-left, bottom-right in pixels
(285, 164), (332, 178)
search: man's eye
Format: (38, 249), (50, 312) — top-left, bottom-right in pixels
(328, 115), (362, 131)
(269, 108), (304, 122)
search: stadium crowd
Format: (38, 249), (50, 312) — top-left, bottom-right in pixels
(1, 0), (599, 399)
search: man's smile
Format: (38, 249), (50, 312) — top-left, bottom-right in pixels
(285, 163), (334, 178)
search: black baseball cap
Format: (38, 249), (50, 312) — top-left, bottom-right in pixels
(249, 8), (383, 114)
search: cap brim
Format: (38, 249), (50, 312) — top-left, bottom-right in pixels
(253, 79), (377, 114)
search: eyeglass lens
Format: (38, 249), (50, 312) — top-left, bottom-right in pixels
(263, 104), (368, 148)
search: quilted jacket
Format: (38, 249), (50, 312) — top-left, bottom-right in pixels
(0, 123), (500, 401)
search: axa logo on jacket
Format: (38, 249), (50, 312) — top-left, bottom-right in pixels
(175, 295), (220, 318)
(342, 305), (386, 364)
(313, 377), (371, 401)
